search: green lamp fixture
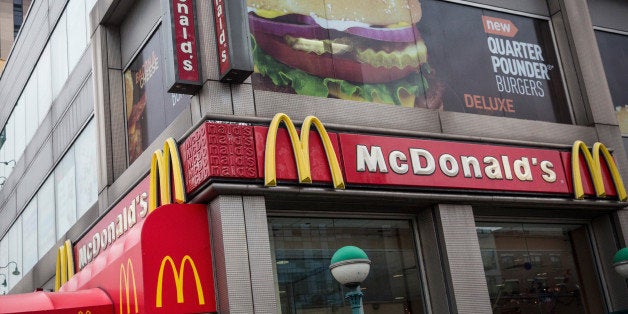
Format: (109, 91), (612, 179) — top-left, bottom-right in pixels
(330, 246), (371, 314)
(614, 247), (628, 278)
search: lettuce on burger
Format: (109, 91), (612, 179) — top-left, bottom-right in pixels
(247, 0), (442, 108)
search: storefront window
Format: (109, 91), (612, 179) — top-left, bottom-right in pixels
(477, 222), (603, 313)
(269, 217), (425, 313)
(248, 0), (569, 122)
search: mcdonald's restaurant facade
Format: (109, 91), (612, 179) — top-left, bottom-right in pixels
(1, 0), (628, 313)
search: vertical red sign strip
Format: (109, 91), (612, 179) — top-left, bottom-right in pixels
(172, 0), (201, 82)
(213, 0), (230, 75)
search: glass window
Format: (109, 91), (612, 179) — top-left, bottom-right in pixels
(66, 0), (87, 70)
(13, 95), (25, 161)
(5, 115), (15, 175)
(269, 217), (425, 313)
(595, 30), (628, 154)
(0, 140), (6, 178)
(123, 27), (190, 164)
(51, 12), (68, 98)
(74, 121), (98, 217)
(0, 238), (7, 294)
(477, 222), (603, 313)
(37, 44), (52, 123)
(86, 0), (97, 34)
(7, 218), (22, 290)
(38, 176), (55, 258)
(21, 199), (37, 274)
(248, 0), (569, 123)
(55, 148), (76, 238)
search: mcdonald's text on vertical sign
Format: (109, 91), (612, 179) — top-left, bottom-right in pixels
(164, 0), (202, 94)
(212, 0), (253, 83)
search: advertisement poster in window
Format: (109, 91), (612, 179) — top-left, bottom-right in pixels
(124, 27), (191, 163)
(247, 0), (569, 123)
(596, 31), (628, 135)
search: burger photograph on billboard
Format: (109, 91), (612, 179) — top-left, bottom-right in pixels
(247, 0), (443, 109)
(246, 0), (570, 123)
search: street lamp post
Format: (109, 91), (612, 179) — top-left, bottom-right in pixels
(329, 246), (371, 314)
(0, 261), (20, 276)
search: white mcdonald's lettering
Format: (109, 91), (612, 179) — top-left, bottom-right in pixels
(120, 258), (139, 314)
(264, 113), (345, 189)
(55, 240), (75, 291)
(355, 145), (558, 183)
(156, 255), (205, 307)
(571, 140), (627, 201)
(175, 0), (195, 72)
(149, 138), (187, 212)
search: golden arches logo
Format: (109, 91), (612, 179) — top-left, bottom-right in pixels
(55, 240), (74, 291)
(156, 255), (205, 308)
(119, 259), (139, 314)
(572, 140), (627, 201)
(264, 113), (345, 189)
(149, 138), (187, 212)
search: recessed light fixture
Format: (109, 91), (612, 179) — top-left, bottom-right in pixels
(276, 260), (289, 265)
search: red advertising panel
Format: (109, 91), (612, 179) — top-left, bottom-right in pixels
(213, 0), (230, 75)
(178, 118), (625, 200)
(339, 133), (569, 194)
(61, 204), (216, 314)
(179, 122), (258, 194)
(171, 0), (201, 83)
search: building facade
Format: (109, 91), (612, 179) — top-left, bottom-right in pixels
(0, 0), (627, 313)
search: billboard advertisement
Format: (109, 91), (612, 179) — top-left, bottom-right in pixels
(124, 27), (192, 163)
(247, 0), (569, 123)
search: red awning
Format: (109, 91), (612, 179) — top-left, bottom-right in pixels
(0, 288), (113, 314)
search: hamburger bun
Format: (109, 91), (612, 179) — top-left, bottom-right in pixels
(248, 0), (422, 26)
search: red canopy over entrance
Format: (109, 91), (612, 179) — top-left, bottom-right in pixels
(0, 288), (112, 314)
(0, 203), (216, 314)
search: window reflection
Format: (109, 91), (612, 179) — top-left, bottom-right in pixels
(269, 217), (425, 313)
(477, 223), (601, 313)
